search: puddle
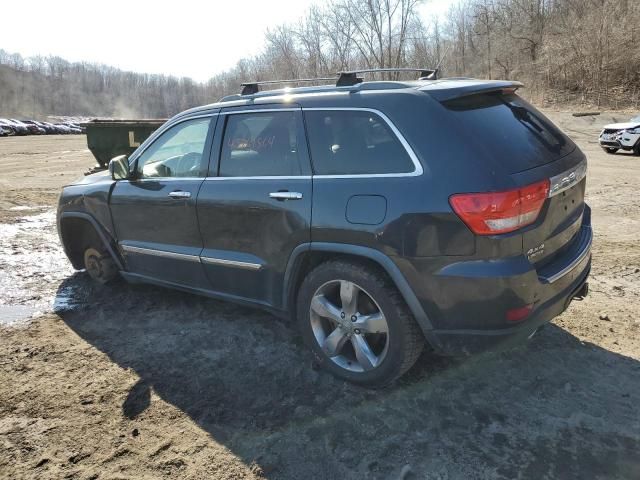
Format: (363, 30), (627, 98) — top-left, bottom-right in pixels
(0, 210), (78, 326)
(0, 305), (40, 326)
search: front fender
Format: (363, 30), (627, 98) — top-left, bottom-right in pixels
(57, 177), (122, 270)
(58, 211), (124, 270)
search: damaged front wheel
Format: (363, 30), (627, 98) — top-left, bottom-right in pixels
(83, 247), (118, 284)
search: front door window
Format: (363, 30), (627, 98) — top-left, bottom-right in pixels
(136, 118), (211, 178)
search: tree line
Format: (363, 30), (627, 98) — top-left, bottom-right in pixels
(1, 0), (638, 119)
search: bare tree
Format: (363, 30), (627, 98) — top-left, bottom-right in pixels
(1, 0), (639, 117)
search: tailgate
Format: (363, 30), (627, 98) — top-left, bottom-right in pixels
(521, 158), (588, 268)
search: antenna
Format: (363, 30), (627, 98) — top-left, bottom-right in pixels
(422, 45), (452, 80)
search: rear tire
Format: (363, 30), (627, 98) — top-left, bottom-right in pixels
(83, 247), (118, 284)
(604, 147), (618, 154)
(633, 143), (640, 156)
(296, 260), (424, 387)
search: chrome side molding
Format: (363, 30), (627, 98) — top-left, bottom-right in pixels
(200, 256), (262, 270)
(120, 244), (262, 271)
(121, 244), (201, 263)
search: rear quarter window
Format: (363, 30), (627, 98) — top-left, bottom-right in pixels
(304, 110), (415, 175)
(443, 93), (575, 172)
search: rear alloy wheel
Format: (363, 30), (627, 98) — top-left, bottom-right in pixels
(83, 247), (118, 284)
(311, 280), (390, 372)
(604, 147), (618, 154)
(297, 260), (424, 387)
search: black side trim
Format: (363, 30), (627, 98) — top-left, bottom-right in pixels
(283, 242), (436, 337)
(120, 272), (286, 318)
(59, 212), (124, 270)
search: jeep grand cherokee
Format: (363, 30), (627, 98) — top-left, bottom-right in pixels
(58, 70), (591, 386)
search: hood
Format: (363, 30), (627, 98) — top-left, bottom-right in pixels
(70, 169), (112, 186)
(602, 122), (640, 130)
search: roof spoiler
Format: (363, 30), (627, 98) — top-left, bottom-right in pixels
(422, 80), (524, 102)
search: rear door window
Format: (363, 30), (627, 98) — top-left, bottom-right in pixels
(304, 110), (415, 175)
(219, 111), (302, 177)
(443, 93), (575, 172)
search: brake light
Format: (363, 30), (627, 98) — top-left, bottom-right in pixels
(449, 179), (550, 235)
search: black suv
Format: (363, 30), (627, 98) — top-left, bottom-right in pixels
(58, 70), (591, 386)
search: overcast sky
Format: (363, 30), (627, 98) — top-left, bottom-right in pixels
(0, 0), (455, 82)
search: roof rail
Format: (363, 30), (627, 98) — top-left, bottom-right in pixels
(239, 67), (438, 95)
(241, 76), (337, 95)
(336, 67), (438, 86)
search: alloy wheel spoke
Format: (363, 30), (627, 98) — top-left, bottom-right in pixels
(323, 327), (349, 357)
(339, 281), (358, 316)
(310, 295), (342, 322)
(354, 312), (388, 334)
(351, 335), (378, 370)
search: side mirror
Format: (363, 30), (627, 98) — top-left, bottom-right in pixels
(109, 155), (131, 180)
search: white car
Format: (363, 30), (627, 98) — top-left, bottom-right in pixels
(599, 114), (640, 155)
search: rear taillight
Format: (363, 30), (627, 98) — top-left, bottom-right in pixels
(449, 179), (550, 235)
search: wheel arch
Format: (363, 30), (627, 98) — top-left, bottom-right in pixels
(58, 212), (124, 271)
(283, 243), (435, 338)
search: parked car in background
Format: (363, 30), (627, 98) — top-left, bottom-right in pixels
(43, 122), (64, 134)
(599, 114), (640, 154)
(54, 124), (72, 134)
(0, 119), (17, 135)
(20, 120), (46, 135)
(58, 70), (591, 386)
(34, 121), (57, 134)
(42, 122), (59, 133)
(61, 121), (84, 134)
(2, 118), (28, 135)
(11, 119), (40, 135)
(0, 118), (87, 135)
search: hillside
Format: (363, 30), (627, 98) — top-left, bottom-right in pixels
(1, 0), (639, 118)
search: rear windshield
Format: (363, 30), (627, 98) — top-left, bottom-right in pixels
(443, 93), (575, 172)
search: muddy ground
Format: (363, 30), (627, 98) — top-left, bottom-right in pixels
(0, 113), (639, 480)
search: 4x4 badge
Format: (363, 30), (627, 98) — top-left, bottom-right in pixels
(527, 243), (545, 260)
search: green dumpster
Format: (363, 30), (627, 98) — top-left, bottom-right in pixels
(84, 119), (167, 168)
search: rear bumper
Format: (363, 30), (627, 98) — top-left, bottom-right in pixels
(427, 259), (590, 355)
(402, 215), (593, 356)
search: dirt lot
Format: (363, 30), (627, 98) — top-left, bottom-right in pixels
(0, 114), (639, 480)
